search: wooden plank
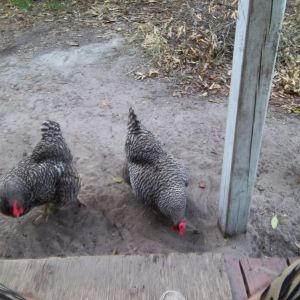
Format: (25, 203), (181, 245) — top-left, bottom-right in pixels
(224, 257), (247, 300)
(240, 257), (287, 296)
(0, 253), (232, 300)
(218, 0), (287, 235)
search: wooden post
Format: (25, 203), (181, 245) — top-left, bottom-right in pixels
(218, 0), (286, 236)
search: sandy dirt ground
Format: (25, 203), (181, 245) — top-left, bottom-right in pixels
(0, 27), (299, 259)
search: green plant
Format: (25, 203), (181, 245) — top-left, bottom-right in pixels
(11, 0), (32, 10)
(46, 0), (65, 11)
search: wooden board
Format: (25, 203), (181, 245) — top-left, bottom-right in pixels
(218, 0), (287, 235)
(239, 257), (287, 296)
(225, 257), (247, 300)
(0, 253), (232, 300)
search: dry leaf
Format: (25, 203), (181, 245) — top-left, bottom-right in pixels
(148, 68), (159, 77)
(176, 25), (186, 39)
(199, 180), (207, 189)
(208, 82), (222, 90)
(172, 56), (181, 65)
(112, 176), (123, 184)
(112, 248), (119, 255)
(291, 108), (300, 114)
(135, 72), (147, 80)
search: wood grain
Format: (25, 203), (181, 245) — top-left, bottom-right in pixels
(240, 257), (287, 296)
(219, 0), (287, 235)
(225, 257), (247, 300)
(0, 253), (232, 300)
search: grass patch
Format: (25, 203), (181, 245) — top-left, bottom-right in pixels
(11, 0), (32, 10)
(46, 0), (65, 11)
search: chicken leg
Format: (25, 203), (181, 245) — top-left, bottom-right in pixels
(32, 203), (58, 225)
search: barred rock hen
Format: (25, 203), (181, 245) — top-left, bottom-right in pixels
(124, 107), (188, 236)
(0, 121), (81, 221)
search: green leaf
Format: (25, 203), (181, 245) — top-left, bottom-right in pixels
(291, 108), (300, 114)
(112, 176), (123, 184)
(271, 215), (279, 229)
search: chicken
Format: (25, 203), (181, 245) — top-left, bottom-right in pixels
(124, 107), (188, 236)
(0, 120), (81, 221)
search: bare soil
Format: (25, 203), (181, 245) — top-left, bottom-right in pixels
(0, 26), (299, 259)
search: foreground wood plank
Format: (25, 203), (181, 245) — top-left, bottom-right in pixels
(225, 257), (247, 300)
(218, 0), (287, 235)
(0, 253), (232, 300)
(240, 257), (287, 296)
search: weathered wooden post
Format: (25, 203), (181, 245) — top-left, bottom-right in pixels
(218, 0), (286, 236)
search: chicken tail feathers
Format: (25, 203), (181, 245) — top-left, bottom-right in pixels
(41, 120), (62, 139)
(128, 107), (142, 133)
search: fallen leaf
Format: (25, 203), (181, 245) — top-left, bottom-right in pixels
(291, 108), (300, 114)
(183, 75), (193, 80)
(172, 56), (181, 65)
(112, 249), (119, 255)
(176, 25), (186, 39)
(135, 72), (147, 80)
(208, 82), (222, 90)
(148, 68), (159, 77)
(112, 176), (123, 184)
(271, 215), (279, 229)
(199, 180), (207, 189)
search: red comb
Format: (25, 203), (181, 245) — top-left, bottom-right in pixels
(12, 201), (24, 218)
(178, 220), (187, 236)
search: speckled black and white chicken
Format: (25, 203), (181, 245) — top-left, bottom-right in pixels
(0, 120), (81, 221)
(123, 107), (188, 236)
